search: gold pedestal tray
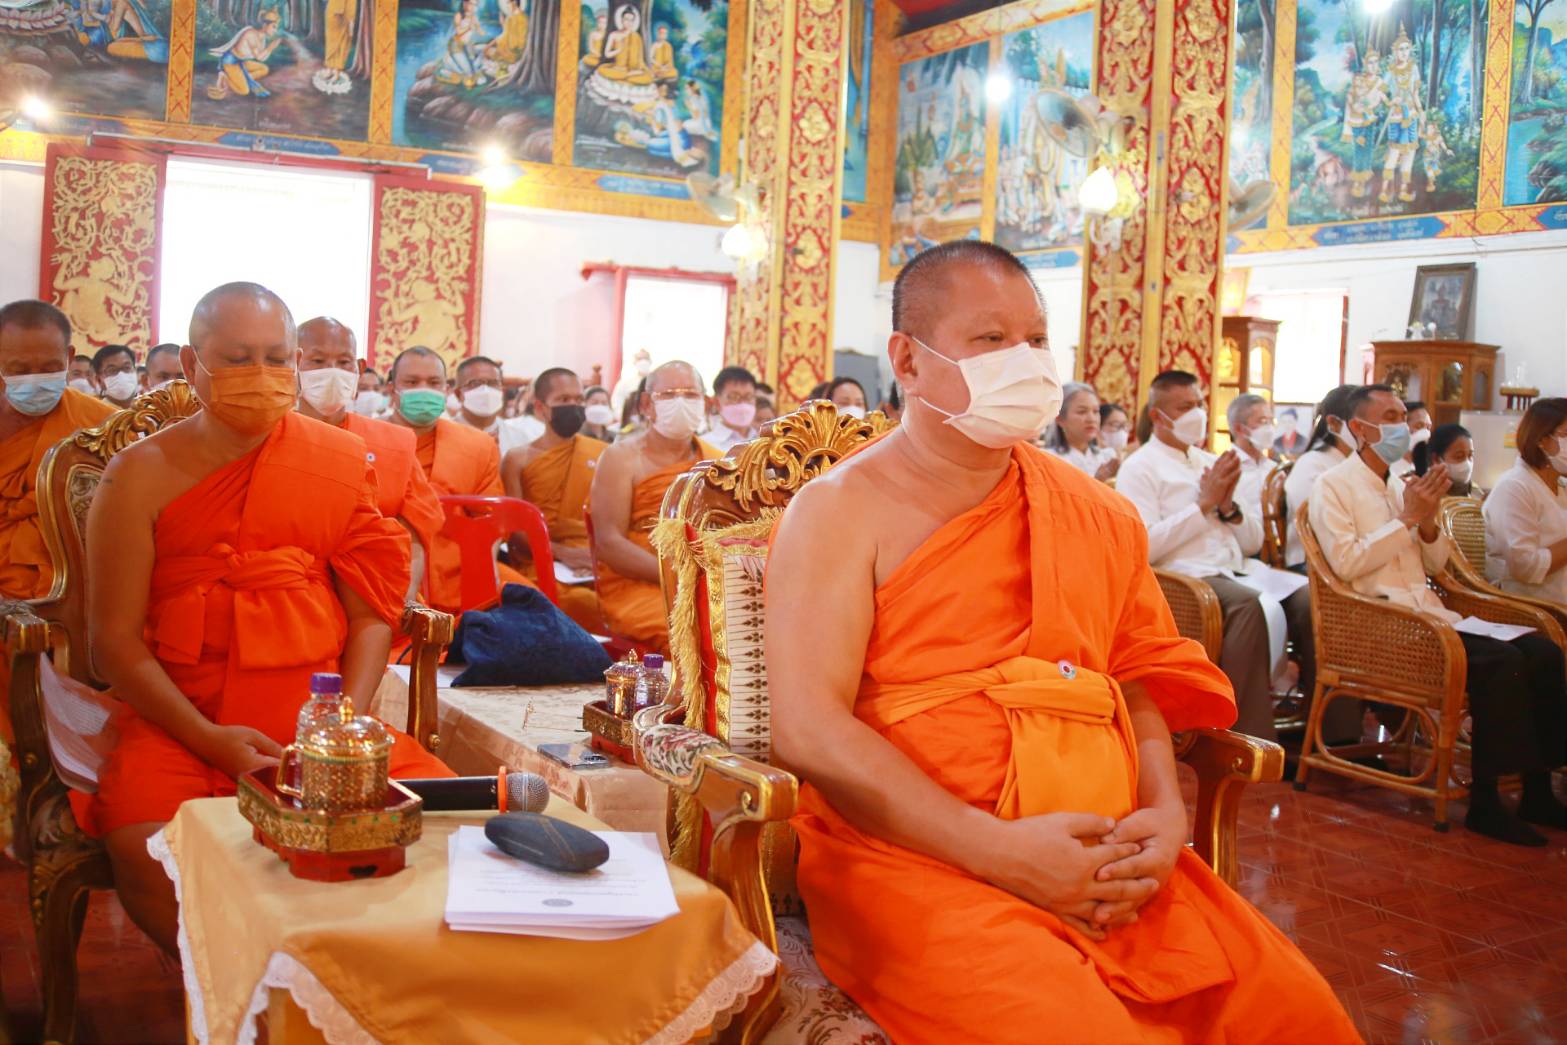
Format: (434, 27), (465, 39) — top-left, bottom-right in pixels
(237, 766), (423, 881)
(582, 699), (636, 761)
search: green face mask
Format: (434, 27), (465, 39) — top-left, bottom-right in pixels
(397, 388), (447, 426)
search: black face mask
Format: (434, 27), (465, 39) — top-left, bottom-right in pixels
(549, 404), (587, 438)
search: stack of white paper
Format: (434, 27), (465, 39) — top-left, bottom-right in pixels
(553, 561), (597, 586)
(1452, 616), (1536, 642)
(445, 826), (680, 940)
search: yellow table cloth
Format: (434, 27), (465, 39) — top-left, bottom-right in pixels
(152, 796), (775, 1045)
(371, 667), (671, 846)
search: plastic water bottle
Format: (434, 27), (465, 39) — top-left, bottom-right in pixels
(633, 654), (667, 712)
(296, 672), (346, 740)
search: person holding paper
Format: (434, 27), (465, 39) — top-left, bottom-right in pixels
(1310, 384), (1567, 846)
(1116, 371), (1316, 741)
(501, 366), (609, 633)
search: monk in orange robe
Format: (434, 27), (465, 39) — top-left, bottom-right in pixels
(385, 346), (529, 614)
(83, 284), (452, 954)
(767, 243), (1359, 1044)
(588, 361), (718, 651)
(295, 317), (444, 603)
(502, 366), (608, 632)
(0, 300), (115, 741)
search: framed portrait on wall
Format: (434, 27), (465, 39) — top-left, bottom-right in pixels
(1271, 402), (1315, 458)
(1408, 263), (1476, 341)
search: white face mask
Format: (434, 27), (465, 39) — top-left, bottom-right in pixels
(67, 376), (96, 395)
(1161, 405), (1208, 448)
(1546, 437), (1567, 475)
(911, 338), (1063, 449)
(1446, 459), (1473, 484)
(1102, 428), (1128, 451)
(445, 392), (462, 414)
(353, 390), (387, 416)
(585, 403), (617, 427)
(462, 385), (503, 418)
(652, 396), (706, 440)
(102, 370), (139, 402)
(1245, 422), (1276, 452)
(299, 367), (359, 415)
(1409, 427), (1432, 447)
(1328, 416), (1358, 453)
(841, 404), (867, 420)
(634, 357), (653, 377)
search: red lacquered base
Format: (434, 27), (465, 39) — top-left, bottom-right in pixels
(237, 767), (422, 882)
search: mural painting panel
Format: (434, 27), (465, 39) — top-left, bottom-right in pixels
(393, 0), (561, 162)
(994, 9), (1093, 254)
(1506, 0), (1567, 203)
(1230, 0), (1274, 223)
(570, 0), (727, 177)
(0, 0), (170, 120)
(889, 41), (988, 268)
(191, 0), (372, 139)
(842, 0), (873, 203)
(1290, 0), (1487, 224)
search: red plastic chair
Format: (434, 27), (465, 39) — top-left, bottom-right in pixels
(438, 495), (559, 613)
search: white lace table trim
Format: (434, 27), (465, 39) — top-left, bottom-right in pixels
(238, 951), (378, 1045)
(647, 939), (778, 1045)
(147, 829), (210, 1045)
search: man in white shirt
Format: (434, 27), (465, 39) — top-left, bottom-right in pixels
(1310, 384), (1566, 846)
(449, 355), (544, 454)
(705, 365), (759, 452)
(1117, 371), (1308, 740)
(1391, 400), (1431, 480)
(1228, 393), (1278, 513)
(1282, 385), (1360, 570)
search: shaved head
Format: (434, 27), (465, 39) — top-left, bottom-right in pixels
(189, 282), (296, 349)
(298, 316), (357, 355)
(646, 359), (703, 394)
(892, 240), (1039, 340)
(533, 366), (578, 404)
(389, 345), (446, 383)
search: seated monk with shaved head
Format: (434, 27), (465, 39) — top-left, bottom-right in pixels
(82, 283), (452, 953)
(767, 242), (1359, 1043)
(295, 317), (443, 605)
(587, 361), (718, 651)
(501, 366), (609, 633)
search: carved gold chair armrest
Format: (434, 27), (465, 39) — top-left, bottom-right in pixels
(1175, 727), (1283, 886)
(399, 604), (454, 755)
(632, 702), (797, 953)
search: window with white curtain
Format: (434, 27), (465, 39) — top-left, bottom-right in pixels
(620, 275), (729, 390)
(1247, 289), (1348, 405)
(158, 158), (373, 348)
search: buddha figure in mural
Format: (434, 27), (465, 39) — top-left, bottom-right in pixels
(484, 0), (529, 71)
(649, 23), (677, 82)
(586, 5), (659, 107)
(580, 13), (609, 71)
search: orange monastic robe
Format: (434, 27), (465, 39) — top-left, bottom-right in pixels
(82, 414), (452, 837)
(790, 447), (1360, 1044)
(591, 440), (719, 651)
(0, 388), (115, 600)
(0, 388), (114, 742)
(340, 412), (444, 596)
(518, 434), (609, 632)
(414, 418), (529, 614)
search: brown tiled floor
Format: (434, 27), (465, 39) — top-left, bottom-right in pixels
(2, 773), (1564, 1043)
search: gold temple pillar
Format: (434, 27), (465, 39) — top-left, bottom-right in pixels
(1080, 0), (1237, 414)
(729, 0), (851, 405)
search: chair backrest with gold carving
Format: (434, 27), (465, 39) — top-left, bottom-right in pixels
(651, 401), (896, 906)
(32, 381), (201, 685)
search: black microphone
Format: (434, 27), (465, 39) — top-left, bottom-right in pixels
(397, 769), (550, 813)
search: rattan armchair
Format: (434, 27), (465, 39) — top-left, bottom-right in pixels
(1294, 506), (1565, 830)
(2, 384), (453, 1041)
(1260, 461), (1292, 569)
(1438, 496), (1567, 636)
(629, 404), (1286, 1043)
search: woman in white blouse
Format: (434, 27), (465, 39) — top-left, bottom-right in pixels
(1042, 382), (1119, 481)
(1483, 397), (1567, 605)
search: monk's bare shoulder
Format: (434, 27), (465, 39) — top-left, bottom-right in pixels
(775, 441), (890, 560)
(96, 420), (206, 517)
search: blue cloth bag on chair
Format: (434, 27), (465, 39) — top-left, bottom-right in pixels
(448, 583), (612, 686)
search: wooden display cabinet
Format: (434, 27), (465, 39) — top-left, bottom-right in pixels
(1369, 340), (1498, 428)
(1215, 316), (1279, 449)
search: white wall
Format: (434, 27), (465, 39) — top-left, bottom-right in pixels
(1236, 229), (1567, 400)
(0, 164), (44, 306)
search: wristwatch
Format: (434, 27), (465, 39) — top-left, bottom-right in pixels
(1216, 503), (1243, 524)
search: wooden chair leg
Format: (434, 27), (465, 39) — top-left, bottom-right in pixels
(1294, 682), (1330, 790)
(35, 864), (93, 1044)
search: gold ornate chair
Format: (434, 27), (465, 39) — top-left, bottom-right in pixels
(1294, 506), (1565, 830)
(1438, 495), (1567, 635)
(629, 403), (1284, 1043)
(2, 384), (453, 1041)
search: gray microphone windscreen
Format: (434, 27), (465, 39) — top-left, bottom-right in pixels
(506, 771), (551, 813)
